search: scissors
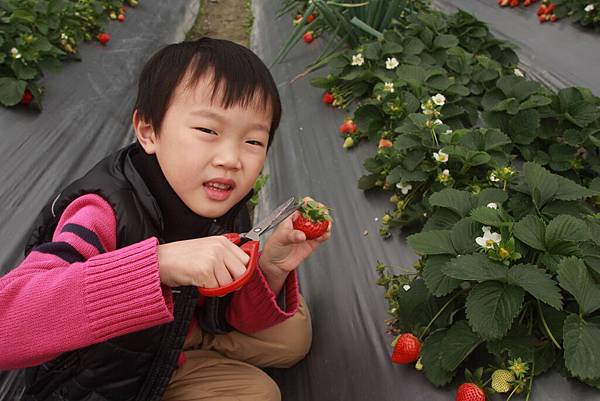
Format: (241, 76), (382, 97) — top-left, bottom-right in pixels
(198, 197), (300, 297)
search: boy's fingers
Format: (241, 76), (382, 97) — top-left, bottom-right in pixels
(198, 271), (219, 289)
(222, 237), (250, 265)
(223, 251), (247, 280)
(214, 264), (234, 286)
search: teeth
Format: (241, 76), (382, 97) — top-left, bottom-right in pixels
(206, 182), (231, 190)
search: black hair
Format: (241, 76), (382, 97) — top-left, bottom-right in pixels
(133, 37), (281, 149)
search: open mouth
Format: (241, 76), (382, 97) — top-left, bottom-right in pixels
(203, 180), (235, 201)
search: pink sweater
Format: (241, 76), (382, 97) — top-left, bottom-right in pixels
(0, 194), (299, 370)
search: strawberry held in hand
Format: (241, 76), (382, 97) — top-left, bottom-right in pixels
(391, 333), (421, 364)
(456, 383), (486, 401)
(293, 200), (332, 240)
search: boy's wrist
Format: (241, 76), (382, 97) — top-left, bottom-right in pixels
(258, 258), (290, 296)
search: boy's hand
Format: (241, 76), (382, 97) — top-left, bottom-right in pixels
(259, 197), (332, 277)
(157, 236), (249, 288)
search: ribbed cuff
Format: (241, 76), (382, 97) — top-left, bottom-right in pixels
(227, 267), (300, 334)
(83, 237), (174, 341)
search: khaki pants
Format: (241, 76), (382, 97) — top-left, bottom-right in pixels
(162, 298), (312, 401)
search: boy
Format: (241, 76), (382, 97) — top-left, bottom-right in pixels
(0, 38), (331, 401)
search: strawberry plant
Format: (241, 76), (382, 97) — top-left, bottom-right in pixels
(555, 0), (600, 29)
(0, 0), (139, 108)
(377, 163), (600, 397)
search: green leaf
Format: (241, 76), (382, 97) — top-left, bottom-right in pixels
(475, 188), (509, 208)
(450, 217), (482, 255)
(422, 255), (461, 297)
(433, 34), (459, 49)
(481, 88), (505, 110)
(554, 175), (598, 201)
(429, 189), (475, 217)
(402, 37), (425, 55)
(519, 95), (552, 110)
(563, 314), (600, 380)
(408, 230), (456, 255)
(423, 209), (461, 232)
(507, 264), (562, 310)
(421, 330), (456, 387)
(396, 64), (428, 85)
(469, 206), (506, 227)
(443, 254), (508, 282)
(513, 215), (546, 251)
(509, 110), (540, 145)
(522, 162), (560, 208)
(440, 320), (484, 371)
(545, 215), (589, 251)
(358, 174), (378, 190)
(565, 101), (599, 128)
(0, 77), (27, 107)
(466, 281), (524, 340)
(557, 257), (600, 315)
(497, 76), (540, 101)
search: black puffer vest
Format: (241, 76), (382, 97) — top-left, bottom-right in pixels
(21, 143), (252, 401)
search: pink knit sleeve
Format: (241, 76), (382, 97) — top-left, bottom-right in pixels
(0, 194), (173, 370)
(226, 265), (300, 334)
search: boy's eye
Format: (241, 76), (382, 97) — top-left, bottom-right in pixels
(195, 127), (218, 135)
(247, 140), (265, 147)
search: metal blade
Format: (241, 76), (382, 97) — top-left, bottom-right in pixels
(243, 197), (299, 241)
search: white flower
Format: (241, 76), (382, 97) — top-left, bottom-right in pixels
(433, 119), (443, 126)
(433, 150), (449, 163)
(61, 33), (69, 40)
(442, 169), (450, 177)
(351, 53), (365, 66)
(487, 202), (498, 209)
(489, 172), (500, 182)
(442, 129), (453, 135)
(10, 47), (21, 59)
(396, 182), (412, 194)
(585, 4), (595, 12)
(432, 93), (446, 106)
(385, 57), (399, 70)
(476, 226), (502, 249)
(513, 68), (524, 78)
(402, 284), (411, 291)
(383, 82), (395, 93)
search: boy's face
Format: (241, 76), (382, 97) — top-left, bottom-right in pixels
(135, 74), (271, 219)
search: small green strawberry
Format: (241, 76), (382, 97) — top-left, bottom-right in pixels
(491, 369), (515, 393)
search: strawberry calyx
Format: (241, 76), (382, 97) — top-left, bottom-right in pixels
(296, 199), (332, 223)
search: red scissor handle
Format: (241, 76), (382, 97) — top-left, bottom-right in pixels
(197, 233), (259, 297)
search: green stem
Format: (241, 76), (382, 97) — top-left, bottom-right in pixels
(418, 290), (464, 341)
(506, 384), (519, 401)
(536, 300), (562, 350)
(525, 363), (535, 401)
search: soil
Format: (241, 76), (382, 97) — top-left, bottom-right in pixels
(186, 0), (253, 47)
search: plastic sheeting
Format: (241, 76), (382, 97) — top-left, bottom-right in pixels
(0, 1), (199, 399)
(251, 0), (600, 400)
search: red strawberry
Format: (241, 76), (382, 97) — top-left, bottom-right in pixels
(499, 0), (510, 6)
(292, 200), (331, 240)
(293, 14), (303, 25)
(306, 13), (316, 24)
(456, 383), (486, 401)
(550, 14), (558, 22)
(391, 333), (421, 364)
(378, 138), (393, 149)
(97, 32), (111, 45)
(339, 119), (357, 135)
(546, 3), (555, 13)
(524, 0), (532, 6)
(21, 89), (33, 105)
(537, 5), (546, 14)
(539, 14), (547, 22)
(509, 0), (519, 8)
(322, 91), (334, 104)
(303, 31), (314, 44)
(118, 14), (125, 22)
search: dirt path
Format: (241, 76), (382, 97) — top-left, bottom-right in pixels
(186, 0), (252, 47)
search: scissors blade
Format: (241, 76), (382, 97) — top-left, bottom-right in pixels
(243, 197), (299, 241)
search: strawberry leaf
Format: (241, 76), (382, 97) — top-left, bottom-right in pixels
(429, 189), (476, 217)
(442, 254), (508, 282)
(440, 320), (484, 372)
(421, 330), (456, 387)
(507, 264), (563, 310)
(407, 230), (456, 255)
(557, 257), (600, 316)
(422, 255), (461, 297)
(466, 282), (524, 340)
(469, 207), (506, 227)
(513, 215), (546, 251)
(563, 314), (600, 380)
(545, 215), (589, 251)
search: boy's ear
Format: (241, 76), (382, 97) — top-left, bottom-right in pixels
(132, 109), (158, 154)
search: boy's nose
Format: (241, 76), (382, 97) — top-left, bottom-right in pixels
(212, 144), (242, 170)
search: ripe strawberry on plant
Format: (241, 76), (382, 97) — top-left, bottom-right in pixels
(339, 119), (357, 135)
(118, 14), (125, 22)
(97, 32), (111, 45)
(378, 138), (393, 149)
(391, 333), (421, 364)
(303, 31), (315, 44)
(293, 14), (303, 26)
(21, 89), (33, 105)
(456, 383), (486, 401)
(306, 13), (316, 24)
(293, 200), (331, 240)
(322, 91), (334, 104)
